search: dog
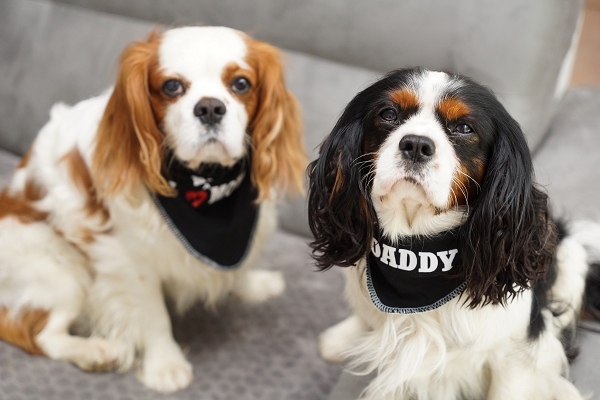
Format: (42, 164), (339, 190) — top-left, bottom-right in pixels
(0, 26), (305, 392)
(308, 67), (600, 399)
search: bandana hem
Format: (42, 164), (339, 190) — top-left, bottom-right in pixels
(365, 258), (467, 314)
(149, 191), (260, 271)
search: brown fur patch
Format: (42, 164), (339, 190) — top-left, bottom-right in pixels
(0, 307), (49, 355)
(92, 30), (175, 199)
(390, 89), (419, 110)
(149, 72), (190, 123)
(438, 98), (470, 121)
(0, 180), (48, 223)
(62, 148), (109, 225)
(243, 35), (307, 200)
(17, 149), (32, 169)
(448, 159), (485, 207)
(221, 61), (259, 120)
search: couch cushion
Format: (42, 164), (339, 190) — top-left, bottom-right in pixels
(534, 86), (600, 220)
(0, 0), (153, 155)
(0, 149), (19, 189)
(53, 0), (584, 148)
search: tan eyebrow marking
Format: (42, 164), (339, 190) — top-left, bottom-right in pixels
(389, 88), (419, 110)
(437, 98), (470, 120)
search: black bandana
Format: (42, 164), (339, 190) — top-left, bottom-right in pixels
(366, 229), (466, 314)
(151, 158), (259, 270)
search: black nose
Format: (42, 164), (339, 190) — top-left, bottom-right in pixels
(399, 135), (436, 162)
(194, 98), (226, 125)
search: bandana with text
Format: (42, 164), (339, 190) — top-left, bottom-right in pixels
(151, 158), (259, 270)
(366, 229), (466, 314)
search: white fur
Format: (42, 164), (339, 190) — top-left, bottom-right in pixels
(372, 71), (466, 239)
(0, 27), (284, 393)
(160, 27), (251, 168)
(320, 70), (594, 399)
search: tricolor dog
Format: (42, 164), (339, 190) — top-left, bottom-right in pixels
(308, 67), (600, 400)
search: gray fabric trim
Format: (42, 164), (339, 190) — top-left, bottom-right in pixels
(149, 191), (259, 271)
(365, 258), (467, 315)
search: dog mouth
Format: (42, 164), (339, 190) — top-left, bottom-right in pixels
(199, 129), (221, 143)
(400, 175), (421, 186)
(173, 139), (243, 170)
(378, 169), (426, 192)
(373, 170), (441, 208)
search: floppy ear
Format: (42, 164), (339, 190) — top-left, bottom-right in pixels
(460, 112), (558, 307)
(245, 39), (306, 201)
(308, 112), (375, 270)
(92, 31), (174, 199)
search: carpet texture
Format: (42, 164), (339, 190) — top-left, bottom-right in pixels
(0, 149), (347, 400)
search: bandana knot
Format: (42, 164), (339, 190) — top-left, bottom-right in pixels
(151, 158), (259, 270)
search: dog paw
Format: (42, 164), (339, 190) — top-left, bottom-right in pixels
(319, 328), (349, 363)
(235, 269), (286, 304)
(140, 357), (193, 393)
(552, 377), (587, 400)
(319, 315), (364, 363)
(70, 337), (129, 372)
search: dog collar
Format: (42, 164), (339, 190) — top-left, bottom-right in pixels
(366, 229), (466, 314)
(151, 158), (259, 270)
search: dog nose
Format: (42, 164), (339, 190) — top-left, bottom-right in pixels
(399, 135), (436, 162)
(194, 98), (226, 125)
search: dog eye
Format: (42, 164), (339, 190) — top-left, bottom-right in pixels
(231, 77), (251, 94)
(453, 124), (473, 134)
(162, 80), (184, 97)
(379, 108), (397, 121)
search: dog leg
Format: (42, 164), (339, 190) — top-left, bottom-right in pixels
(0, 218), (127, 371)
(319, 314), (367, 363)
(89, 269), (192, 393)
(139, 329), (193, 393)
(487, 333), (585, 400)
(232, 269), (285, 304)
(36, 311), (127, 372)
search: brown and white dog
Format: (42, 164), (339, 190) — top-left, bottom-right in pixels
(0, 26), (305, 392)
(308, 67), (600, 400)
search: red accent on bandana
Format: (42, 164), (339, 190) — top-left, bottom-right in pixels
(185, 190), (208, 208)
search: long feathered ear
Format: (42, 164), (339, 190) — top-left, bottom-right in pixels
(308, 114), (375, 270)
(245, 39), (306, 200)
(92, 31), (174, 199)
(460, 112), (558, 307)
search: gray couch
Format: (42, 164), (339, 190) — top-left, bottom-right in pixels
(1, 0), (600, 399)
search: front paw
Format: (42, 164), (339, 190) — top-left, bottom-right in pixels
(234, 269), (286, 304)
(319, 315), (365, 363)
(140, 353), (193, 393)
(68, 337), (130, 373)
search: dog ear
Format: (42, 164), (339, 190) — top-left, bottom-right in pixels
(460, 111), (558, 306)
(92, 30), (174, 199)
(308, 111), (375, 270)
(245, 39), (306, 201)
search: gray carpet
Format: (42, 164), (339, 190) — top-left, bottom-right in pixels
(0, 150), (347, 399)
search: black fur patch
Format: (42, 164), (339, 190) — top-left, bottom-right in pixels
(584, 262), (600, 319)
(527, 220), (571, 345)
